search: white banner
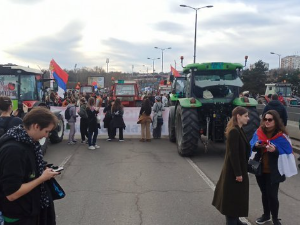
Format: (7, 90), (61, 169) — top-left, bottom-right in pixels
(50, 107), (170, 136)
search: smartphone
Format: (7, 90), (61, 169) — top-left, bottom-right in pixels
(52, 167), (64, 172)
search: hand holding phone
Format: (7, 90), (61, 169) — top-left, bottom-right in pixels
(52, 167), (64, 172)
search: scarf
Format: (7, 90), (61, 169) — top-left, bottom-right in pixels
(6, 125), (50, 208)
(250, 127), (298, 177)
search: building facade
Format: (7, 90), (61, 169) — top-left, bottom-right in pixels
(281, 55), (300, 69)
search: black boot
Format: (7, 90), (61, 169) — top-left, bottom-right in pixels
(226, 216), (238, 225)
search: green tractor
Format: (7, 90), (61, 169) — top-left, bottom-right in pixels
(168, 61), (259, 156)
(0, 64), (65, 154)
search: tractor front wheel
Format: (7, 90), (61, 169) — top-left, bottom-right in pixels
(243, 107), (260, 141)
(168, 106), (176, 142)
(49, 114), (64, 143)
(175, 105), (199, 156)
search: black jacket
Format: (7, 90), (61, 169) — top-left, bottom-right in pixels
(87, 108), (99, 132)
(111, 108), (126, 129)
(253, 146), (286, 183)
(0, 136), (41, 218)
(103, 105), (112, 128)
(139, 105), (151, 116)
(263, 100), (288, 126)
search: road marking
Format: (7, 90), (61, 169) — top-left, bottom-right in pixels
(186, 158), (252, 225)
(59, 155), (72, 168)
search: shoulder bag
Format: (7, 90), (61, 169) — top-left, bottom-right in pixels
(248, 159), (262, 176)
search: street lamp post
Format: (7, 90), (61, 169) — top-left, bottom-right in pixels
(180, 4), (213, 63)
(270, 52), (281, 68)
(106, 58), (109, 73)
(154, 47), (171, 73)
(147, 57), (160, 74)
(74, 64), (78, 82)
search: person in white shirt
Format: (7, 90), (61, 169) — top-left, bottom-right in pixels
(161, 94), (168, 107)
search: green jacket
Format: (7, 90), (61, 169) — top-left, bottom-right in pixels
(78, 104), (88, 119)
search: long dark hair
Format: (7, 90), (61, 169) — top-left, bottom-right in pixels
(225, 106), (248, 138)
(112, 98), (123, 112)
(261, 110), (288, 135)
(142, 98), (151, 110)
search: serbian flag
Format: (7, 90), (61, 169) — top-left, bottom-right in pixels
(170, 65), (180, 77)
(250, 127), (298, 177)
(49, 59), (69, 98)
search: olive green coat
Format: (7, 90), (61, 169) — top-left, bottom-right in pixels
(212, 126), (251, 217)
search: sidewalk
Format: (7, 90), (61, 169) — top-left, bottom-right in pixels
(291, 138), (300, 155)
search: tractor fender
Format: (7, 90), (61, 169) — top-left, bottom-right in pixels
(178, 98), (202, 108)
(233, 97), (258, 107)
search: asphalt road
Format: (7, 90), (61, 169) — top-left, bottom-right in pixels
(44, 138), (300, 225)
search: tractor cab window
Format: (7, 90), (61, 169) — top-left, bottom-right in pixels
(276, 86), (292, 97)
(193, 70), (241, 102)
(0, 75), (18, 99)
(20, 75), (37, 100)
(174, 79), (186, 97)
(115, 84), (135, 95)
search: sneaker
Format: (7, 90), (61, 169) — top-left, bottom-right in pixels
(86, 140), (89, 144)
(88, 146), (96, 150)
(272, 219), (282, 225)
(68, 141), (76, 145)
(119, 139), (124, 142)
(237, 219), (248, 225)
(81, 140), (85, 144)
(72, 140), (77, 143)
(256, 215), (271, 224)
(107, 138), (112, 141)
(94, 145), (100, 149)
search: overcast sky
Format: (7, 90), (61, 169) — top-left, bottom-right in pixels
(1, 0), (299, 73)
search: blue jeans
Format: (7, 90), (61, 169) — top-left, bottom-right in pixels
(88, 129), (98, 146)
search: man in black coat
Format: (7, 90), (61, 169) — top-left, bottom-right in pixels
(262, 94), (288, 126)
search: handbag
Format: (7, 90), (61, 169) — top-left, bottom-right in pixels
(46, 178), (66, 200)
(248, 159), (262, 176)
(137, 116), (143, 124)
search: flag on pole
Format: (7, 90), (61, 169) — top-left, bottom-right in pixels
(170, 65), (180, 77)
(49, 59), (69, 98)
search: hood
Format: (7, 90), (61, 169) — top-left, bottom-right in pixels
(0, 134), (15, 147)
(268, 100), (282, 106)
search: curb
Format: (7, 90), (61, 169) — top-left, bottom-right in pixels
(293, 145), (300, 155)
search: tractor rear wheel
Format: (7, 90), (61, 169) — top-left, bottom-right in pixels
(243, 107), (260, 141)
(39, 137), (48, 155)
(168, 106), (176, 142)
(49, 114), (64, 143)
(175, 105), (199, 156)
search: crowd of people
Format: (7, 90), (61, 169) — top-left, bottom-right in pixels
(64, 91), (167, 150)
(0, 92), (299, 224)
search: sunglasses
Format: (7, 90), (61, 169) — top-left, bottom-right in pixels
(263, 118), (274, 122)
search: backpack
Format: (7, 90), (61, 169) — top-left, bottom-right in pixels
(64, 107), (73, 120)
(0, 117), (13, 138)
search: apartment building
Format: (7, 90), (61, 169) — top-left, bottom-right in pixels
(281, 55), (300, 69)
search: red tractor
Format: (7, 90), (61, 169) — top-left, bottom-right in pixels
(110, 80), (142, 107)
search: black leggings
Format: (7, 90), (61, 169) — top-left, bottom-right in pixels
(80, 118), (88, 141)
(256, 173), (280, 219)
